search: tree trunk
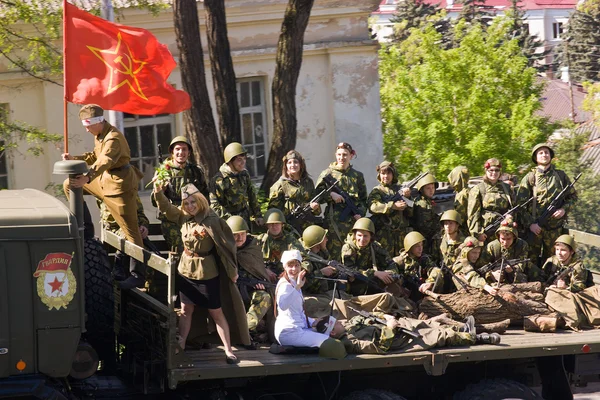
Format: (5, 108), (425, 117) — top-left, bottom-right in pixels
(173, 0), (222, 177)
(260, 0), (315, 192)
(203, 0), (241, 145)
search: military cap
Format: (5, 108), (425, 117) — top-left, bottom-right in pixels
(555, 234), (576, 251)
(376, 161), (398, 184)
(484, 158), (502, 169)
(496, 216), (518, 239)
(181, 184), (200, 200)
(79, 104), (105, 126)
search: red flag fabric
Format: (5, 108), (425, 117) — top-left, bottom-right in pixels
(64, 2), (190, 115)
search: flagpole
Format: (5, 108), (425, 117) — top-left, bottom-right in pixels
(101, 0), (124, 133)
(63, 0), (68, 154)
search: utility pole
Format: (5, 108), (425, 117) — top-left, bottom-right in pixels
(565, 42), (576, 123)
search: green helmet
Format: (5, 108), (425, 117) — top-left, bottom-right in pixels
(440, 210), (461, 224)
(264, 208), (286, 224)
(224, 142), (246, 163)
(404, 231), (425, 251)
(169, 135), (192, 153)
(531, 143), (554, 164)
(319, 338), (347, 360)
(352, 218), (375, 234)
(416, 173), (437, 191)
(226, 216), (249, 234)
(302, 225), (328, 248)
(555, 234), (576, 251)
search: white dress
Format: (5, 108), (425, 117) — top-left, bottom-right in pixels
(274, 277), (329, 347)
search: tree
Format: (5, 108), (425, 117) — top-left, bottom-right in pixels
(380, 18), (551, 180)
(260, 0), (315, 192)
(389, 0), (441, 43)
(559, 0), (600, 83)
(173, 0), (222, 176)
(458, 0), (495, 26)
(505, 0), (548, 72)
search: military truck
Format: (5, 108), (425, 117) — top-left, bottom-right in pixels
(1, 160), (600, 400)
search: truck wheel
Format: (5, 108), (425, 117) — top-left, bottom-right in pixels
(83, 238), (115, 371)
(342, 389), (407, 400)
(454, 378), (540, 400)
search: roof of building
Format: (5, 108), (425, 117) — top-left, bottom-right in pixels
(373, 0), (577, 14)
(537, 78), (591, 124)
(579, 121), (600, 175)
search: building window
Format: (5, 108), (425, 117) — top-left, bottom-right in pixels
(237, 78), (268, 179)
(123, 114), (174, 190)
(552, 22), (563, 40)
(0, 104), (9, 189)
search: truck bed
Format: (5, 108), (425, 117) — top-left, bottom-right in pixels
(169, 327), (600, 383)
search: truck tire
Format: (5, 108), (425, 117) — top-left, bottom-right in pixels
(83, 238), (116, 371)
(454, 378), (540, 400)
(342, 389), (407, 400)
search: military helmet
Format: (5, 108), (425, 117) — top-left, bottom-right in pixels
(440, 210), (461, 224)
(224, 142), (246, 163)
(264, 208), (286, 224)
(303, 225), (328, 248)
(352, 218), (375, 234)
(416, 173), (437, 191)
(496, 216), (518, 239)
(226, 216), (249, 234)
(531, 143), (555, 164)
(319, 338), (347, 360)
(404, 231), (425, 251)
(555, 234), (576, 251)
(169, 135), (192, 153)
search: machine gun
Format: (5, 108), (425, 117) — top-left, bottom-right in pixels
(322, 175), (362, 222)
(389, 171), (429, 208)
(346, 305), (421, 339)
(305, 251), (401, 294)
(545, 266), (574, 287)
(477, 258), (530, 276)
(288, 178), (338, 231)
(536, 173), (582, 229)
(429, 262), (469, 299)
(482, 197), (534, 237)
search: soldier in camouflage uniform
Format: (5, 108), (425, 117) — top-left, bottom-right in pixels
(268, 150), (320, 235)
(301, 225), (335, 295)
(479, 217), (542, 284)
(315, 142), (368, 261)
(448, 237), (498, 296)
(410, 173), (440, 256)
(367, 161), (413, 257)
(320, 313), (500, 355)
(341, 218), (400, 296)
(447, 166), (470, 234)
(255, 209), (303, 275)
(151, 136), (209, 252)
(393, 231), (437, 300)
(467, 158), (514, 243)
(227, 216), (276, 341)
(437, 210), (466, 267)
(516, 144), (577, 264)
(542, 235), (589, 293)
(210, 142), (264, 230)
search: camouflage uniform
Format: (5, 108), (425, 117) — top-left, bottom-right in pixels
(438, 232), (466, 267)
(341, 237), (399, 296)
(516, 165), (576, 262)
(395, 252), (437, 295)
(236, 236), (274, 333)
(541, 255), (588, 293)
(368, 183), (413, 257)
(255, 231), (303, 275)
(210, 163), (262, 230)
(467, 180), (514, 239)
(339, 314), (474, 355)
(151, 158), (208, 252)
(479, 238), (542, 284)
(448, 166), (470, 234)
(268, 177), (319, 234)
(315, 163), (368, 260)
(301, 247), (331, 295)
(410, 196), (440, 255)
(450, 258), (487, 290)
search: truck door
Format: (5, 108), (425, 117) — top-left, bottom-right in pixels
(0, 246), (9, 377)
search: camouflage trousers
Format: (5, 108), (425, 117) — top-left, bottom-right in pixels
(160, 218), (183, 253)
(377, 228), (411, 259)
(396, 320), (475, 351)
(247, 290), (272, 332)
(326, 219), (354, 261)
(527, 227), (564, 267)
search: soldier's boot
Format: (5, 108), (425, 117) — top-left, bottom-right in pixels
(112, 251), (128, 282)
(118, 258), (146, 290)
(460, 315), (476, 335)
(475, 333), (502, 345)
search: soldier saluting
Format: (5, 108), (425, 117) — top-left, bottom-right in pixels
(62, 104), (145, 289)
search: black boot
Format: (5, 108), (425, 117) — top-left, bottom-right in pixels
(476, 332), (501, 345)
(118, 258), (145, 290)
(112, 252), (128, 282)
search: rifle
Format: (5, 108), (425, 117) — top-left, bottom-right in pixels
(431, 261), (469, 297)
(477, 258), (530, 276)
(158, 144), (164, 164)
(482, 197), (534, 237)
(545, 266), (574, 287)
(536, 172), (582, 229)
(346, 305), (421, 339)
(143, 237), (164, 258)
(306, 251), (401, 294)
(322, 175), (362, 222)
(390, 171), (429, 208)
(288, 178), (338, 230)
(265, 261), (281, 275)
(237, 275), (276, 303)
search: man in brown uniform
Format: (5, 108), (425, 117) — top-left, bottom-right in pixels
(62, 104), (145, 289)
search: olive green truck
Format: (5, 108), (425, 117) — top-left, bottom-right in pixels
(1, 161), (599, 400)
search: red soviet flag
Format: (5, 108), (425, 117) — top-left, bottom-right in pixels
(64, 1), (191, 115)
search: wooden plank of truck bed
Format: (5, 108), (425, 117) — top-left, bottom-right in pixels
(169, 328), (600, 383)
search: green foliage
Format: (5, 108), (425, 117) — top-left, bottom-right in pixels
(505, 0), (548, 71)
(389, 0), (442, 43)
(380, 18), (552, 181)
(0, 116), (61, 157)
(458, 0), (494, 26)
